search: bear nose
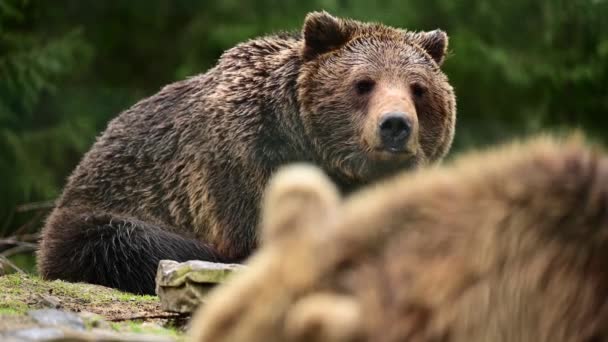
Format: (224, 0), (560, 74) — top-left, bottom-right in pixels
(379, 113), (412, 152)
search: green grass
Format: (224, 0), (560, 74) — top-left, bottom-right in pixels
(0, 273), (158, 305)
(0, 307), (23, 315)
(110, 321), (184, 339)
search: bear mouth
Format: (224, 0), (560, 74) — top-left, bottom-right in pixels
(356, 152), (421, 181)
(371, 148), (417, 161)
(335, 148), (421, 184)
(362, 138), (417, 160)
(375, 147), (410, 154)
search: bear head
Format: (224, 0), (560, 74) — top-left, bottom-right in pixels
(297, 11), (456, 183)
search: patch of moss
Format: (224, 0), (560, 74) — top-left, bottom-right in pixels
(115, 292), (158, 302)
(0, 299), (28, 314)
(0, 273), (23, 289)
(0, 273), (157, 306)
(0, 274), (29, 314)
(110, 321), (184, 340)
(39, 278), (158, 304)
(0, 307), (22, 315)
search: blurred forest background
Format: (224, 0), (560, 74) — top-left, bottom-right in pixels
(1, 0), (607, 272)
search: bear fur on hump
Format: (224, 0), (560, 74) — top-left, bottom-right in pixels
(190, 134), (608, 342)
(37, 11), (456, 294)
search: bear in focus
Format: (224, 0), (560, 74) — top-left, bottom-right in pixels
(191, 135), (608, 342)
(37, 11), (456, 294)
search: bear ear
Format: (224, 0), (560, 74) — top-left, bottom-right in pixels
(302, 11), (353, 61)
(261, 164), (340, 244)
(410, 29), (449, 66)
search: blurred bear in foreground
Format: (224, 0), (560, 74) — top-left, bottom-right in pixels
(190, 134), (608, 342)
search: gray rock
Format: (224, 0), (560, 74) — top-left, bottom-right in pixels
(1, 327), (177, 341)
(1, 327), (65, 341)
(40, 295), (62, 309)
(28, 309), (85, 331)
(155, 260), (244, 313)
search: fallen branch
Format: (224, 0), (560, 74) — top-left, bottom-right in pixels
(0, 255), (25, 274)
(12, 211), (46, 236)
(108, 312), (189, 322)
(1, 233), (40, 244)
(1, 244), (37, 257)
(15, 200), (55, 213)
(1, 210), (15, 235)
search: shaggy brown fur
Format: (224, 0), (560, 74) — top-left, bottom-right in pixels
(37, 11), (456, 294)
(190, 135), (608, 342)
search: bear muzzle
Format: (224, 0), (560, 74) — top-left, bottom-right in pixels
(365, 85), (420, 159)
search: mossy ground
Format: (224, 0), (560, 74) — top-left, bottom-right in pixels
(0, 273), (186, 340)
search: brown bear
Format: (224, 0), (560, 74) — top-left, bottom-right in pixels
(37, 11), (456, 294)
(190, 134), (608, 342)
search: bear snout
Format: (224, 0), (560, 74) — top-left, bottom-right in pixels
(378, 113), (412, 152)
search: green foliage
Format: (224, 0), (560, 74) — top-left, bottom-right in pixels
(0, 0), (94, 235)
(0, 0), (607, 237)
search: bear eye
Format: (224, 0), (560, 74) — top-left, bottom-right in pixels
(411, 82), (428, 98)
(355, 79), (375, 95)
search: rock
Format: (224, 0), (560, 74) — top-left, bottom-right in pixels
(2, 310), (178, 341)
(155, 260), (244, 313)
(1, 327), (65, 341)
(1, 327), (177, 341)
(28, 309), (85, 331)
(40, 295), (62, 309)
